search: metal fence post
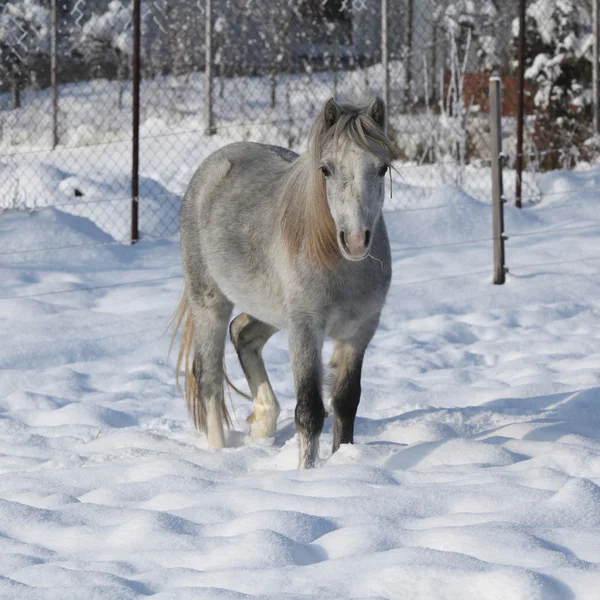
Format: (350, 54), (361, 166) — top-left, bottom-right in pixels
(403, 0), (413, 111)
(381, 0), (389, 110)
(594, 0), (600, 136)
(515, 0), (526, 209)
(204, 0), (216, 135)
(50, 0), (58, 149)
(131, 0), (141, 243)
(490, 77), (506, 285)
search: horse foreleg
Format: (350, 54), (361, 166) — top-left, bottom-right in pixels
(330, 341), (364, 453)
(230, 313), (280, 438)
(330, 319), (378, 454)
(289, 321), (325, 469)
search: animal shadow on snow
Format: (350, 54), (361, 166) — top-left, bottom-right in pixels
(285, 386), (600, 467)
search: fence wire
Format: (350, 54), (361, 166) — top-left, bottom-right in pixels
(0, 0), (599, 240)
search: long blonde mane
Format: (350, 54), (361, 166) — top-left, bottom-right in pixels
(279, 100), (397, 269)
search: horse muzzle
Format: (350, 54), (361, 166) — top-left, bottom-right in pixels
(338, 229), (371, 261)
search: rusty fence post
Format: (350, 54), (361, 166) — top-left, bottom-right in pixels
(515, 0), (526, 209)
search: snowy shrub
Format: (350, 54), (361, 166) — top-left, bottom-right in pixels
(513, 0), (593, 169)
(400, 1), (501, 168)
(437, 30), (474, 185)
(72, 1), (132, 109)
(142, 1), (205, 78)
(409, 7), (484, 177)
(0, 0), (50, 109)
(443, 0), (500, 73)
(214, 1), (305, 109)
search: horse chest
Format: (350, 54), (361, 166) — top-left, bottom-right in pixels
(326, 306), (364, 339)
(323, 275), (388, 340)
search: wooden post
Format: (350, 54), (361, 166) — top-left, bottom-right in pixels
(50, 0), (58, 148)
(204, 0), (216, 135)
(131, 0), (141, 243)
(490, 77), (506, 285)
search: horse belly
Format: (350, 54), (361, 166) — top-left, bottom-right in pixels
(208, 258), (287, 330)
(232, 292), (286, 330)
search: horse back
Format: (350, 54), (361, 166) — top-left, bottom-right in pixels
(180, 142), (296, 328)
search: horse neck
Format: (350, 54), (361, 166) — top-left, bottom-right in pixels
(279, 152), (313, 213)
(278, 150), (339, 269)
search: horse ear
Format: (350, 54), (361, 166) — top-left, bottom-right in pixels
(367, 97), (387, 131)
(323, 97), (341, 129)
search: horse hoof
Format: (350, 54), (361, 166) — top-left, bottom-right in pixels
(247, 412), (278, 438)
(207, 432), (226, 449)
(250, 420), (277, 439)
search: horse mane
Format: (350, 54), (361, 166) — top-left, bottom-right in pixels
(278, 100), (397, 269)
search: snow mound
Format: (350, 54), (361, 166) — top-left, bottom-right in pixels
(1, 163), (600, 598)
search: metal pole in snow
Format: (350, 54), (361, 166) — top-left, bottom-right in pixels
(515, 0), (526, 209)
(403, 0), (413, 111)
(593, 0), (600, 136)
(381, 0), (389, 111)
(490, 77), (506, 285)
(131, 0), (141, 243)
(51, 0), (58, 149)
(205, 0), (216, 135)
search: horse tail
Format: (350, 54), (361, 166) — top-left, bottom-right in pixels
(169, 288), (240, 431)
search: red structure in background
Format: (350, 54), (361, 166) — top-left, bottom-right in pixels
(444, 72), (536, 117)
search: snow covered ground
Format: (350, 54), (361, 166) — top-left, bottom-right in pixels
(1, 155), (600, 599)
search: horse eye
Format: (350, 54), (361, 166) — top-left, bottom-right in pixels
(378, 165), (388, 177)
(320, 165), (331, 177)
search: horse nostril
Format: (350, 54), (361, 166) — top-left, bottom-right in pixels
(364, 230), (371, 248)
(339, 230), (348, 250)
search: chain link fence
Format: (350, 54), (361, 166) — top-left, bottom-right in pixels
(1, 0), (598, 243)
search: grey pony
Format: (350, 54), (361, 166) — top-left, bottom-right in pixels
(174, 97), (395, 469)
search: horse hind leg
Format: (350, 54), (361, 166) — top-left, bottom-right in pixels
(188, 288), (233, 449)
(230, 313), (280, 439)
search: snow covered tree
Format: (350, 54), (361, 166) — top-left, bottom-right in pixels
(72, 1), (132, 109)
(170, 2), (204, 76)
(149, 0), (204, 77)
(0, 0), (50, 109)
(443, 0), (500, 74)
(514, 0), (593, 167)
(210, 0), (305, 109)
(254, 1), (304, 107)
